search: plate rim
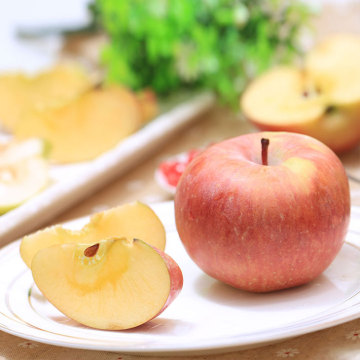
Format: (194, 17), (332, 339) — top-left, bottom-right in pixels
(0, 203), (360, 356)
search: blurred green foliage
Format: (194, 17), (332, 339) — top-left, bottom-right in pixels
(93, 0), (312, 106)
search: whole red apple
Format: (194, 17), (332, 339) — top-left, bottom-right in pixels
(174, 132), (350, 292)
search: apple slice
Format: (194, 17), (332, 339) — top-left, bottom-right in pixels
(305, 34), (360, 106)
(241, 66), (360, 153)
(20, 201), (166, 268)
(241, 66), (325, 127)
(0, 138), (49, 214)
(31, 238), (183, 330)
(0, 138), (49, 164)
(0, 64), (92, 131)
(14, 85), (144, 163)
(0, 157), (49, 214)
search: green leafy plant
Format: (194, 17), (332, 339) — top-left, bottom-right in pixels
(94, 0), (312, 106)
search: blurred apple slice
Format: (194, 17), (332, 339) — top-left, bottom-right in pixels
(31, 237), (183, 330)
(0, 64), (92, 131)
(241, 67), (324, 126)
(0, 157), (49, 214)
(0, 138), (49, 214)
(305, 34), (360, 106)
(15, 85), (143, 163)
(20, 201), (166, 268)
(241, 66), (360, 153)
(0, 138), (50, 164)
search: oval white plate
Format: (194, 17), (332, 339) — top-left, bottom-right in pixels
(1, 202), (360, 356)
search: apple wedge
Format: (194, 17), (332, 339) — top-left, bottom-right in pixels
(0, 64), (92, 131)
(31, 238), (183, 330)
(0, 157), (49, 214)
(305, 34), (360, 106)
(20, 201), (166, 268)
(241, 66), (360, 153)
(14, 85), (144, 163)
(0, 138), (49, 214)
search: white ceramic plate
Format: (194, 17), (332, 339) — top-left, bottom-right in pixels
(1, 202), (360, 356)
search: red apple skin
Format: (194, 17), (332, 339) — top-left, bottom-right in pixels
(151, 245), (184, 317)
(174, 132), (350, 292)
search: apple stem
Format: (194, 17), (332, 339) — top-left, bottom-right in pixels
(84, 243), (100, 257)
(261, 138), (270, 166)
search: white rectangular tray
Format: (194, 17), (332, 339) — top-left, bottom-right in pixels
(0, 92), (215, 246)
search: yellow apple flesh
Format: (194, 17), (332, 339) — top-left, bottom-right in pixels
(0, 138), (49, 214)
(241, 66), (360, 153)
(0, 64), (92, 131)
(14, 85), (143, 163)
(20, 201), (166, 268)
(0, 157), (49, 214)
(305, 34), (360, 106)
(31, 238), (183, 330)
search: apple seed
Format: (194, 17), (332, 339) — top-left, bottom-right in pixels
(84, 243), (100, 257)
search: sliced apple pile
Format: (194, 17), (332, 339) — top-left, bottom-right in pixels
(0, 64), (92, 132)
(14, 85), (146, 163)
(0, 138), (49, 214)
(241, 34), (360, 153)
(31, 237), (183, 330)
(0, 63), (158, 163)
(20, 201), (166, 268)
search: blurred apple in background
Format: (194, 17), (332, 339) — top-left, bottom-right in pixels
(0, 138), (49, 214)
(14, 84), (156, 163)
(241, 34), (360, 154)
(175, 132), (350, 292)
(32, 237), (183, 330)
(0, 64), (92, 132)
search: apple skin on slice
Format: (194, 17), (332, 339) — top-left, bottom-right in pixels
(31, 238), (183, 330)
(20, 201), (166, 268)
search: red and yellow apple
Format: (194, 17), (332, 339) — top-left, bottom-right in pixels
(20, 201), (166, 268)
(31, 237), (183, 330)
(241, 34), (360, 154)
(175, 132), (350, 292)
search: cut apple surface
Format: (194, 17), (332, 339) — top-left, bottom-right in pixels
(0, 157), (49, 214)
(20, 201), (166, 268)
(305, 34), (360, 106)
(241, 65), (360, 153)
(241, 66), (324, 126)
(0, 138), (49, 214)
(31, 238), (183, 330)
(0, 64), (92, 131)
(15, 85), (144, 163)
